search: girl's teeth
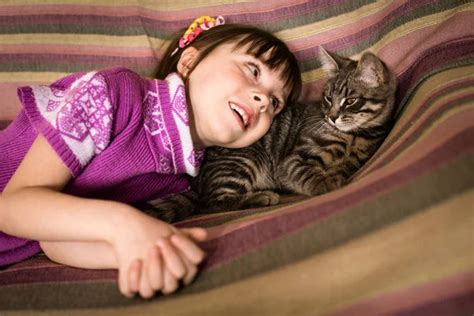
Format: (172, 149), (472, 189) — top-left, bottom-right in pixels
(230, 103), (249, 126)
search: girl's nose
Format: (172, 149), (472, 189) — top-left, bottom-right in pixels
(252, 93), (270, 112)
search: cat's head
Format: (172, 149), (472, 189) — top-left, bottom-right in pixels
(319, 47), (396, 134)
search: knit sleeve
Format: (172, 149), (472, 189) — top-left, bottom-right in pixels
(17, 71), (114, 177)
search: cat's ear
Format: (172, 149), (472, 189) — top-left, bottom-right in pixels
(319, 46), (352, 77)
(354, 52), (386, 88)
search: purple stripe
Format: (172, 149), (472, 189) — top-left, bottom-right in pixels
(0, 264), (116, 285)
(0, 14), (144, 27)
(198, 128), (474, 269)
(396, 290), (474, 316)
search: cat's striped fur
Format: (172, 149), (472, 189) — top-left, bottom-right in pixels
(141, 48), (396, 222)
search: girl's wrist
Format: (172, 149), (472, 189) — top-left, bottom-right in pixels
(103, 202), (141, 245)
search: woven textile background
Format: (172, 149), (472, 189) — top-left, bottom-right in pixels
(0, 1), (473, 315)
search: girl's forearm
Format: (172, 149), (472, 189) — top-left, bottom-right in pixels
(40, 240), (117, 269)
(0, 186), (133, 244)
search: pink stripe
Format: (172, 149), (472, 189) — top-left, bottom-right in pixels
(379, 12), (474, 77)
(0, 82), (40, 121)
(0, 44), (158, 59)
(330, 272), (474, 316)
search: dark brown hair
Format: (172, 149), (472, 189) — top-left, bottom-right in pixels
(156, 24), (302, 105)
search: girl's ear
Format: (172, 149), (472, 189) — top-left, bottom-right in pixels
(177, 46), (199, 78)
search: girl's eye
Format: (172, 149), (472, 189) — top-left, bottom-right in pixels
(271, 97), (281, 109)
(345, 98), (357, 106)
(248, 63), (260, 78)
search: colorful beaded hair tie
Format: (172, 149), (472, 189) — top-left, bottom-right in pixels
(171, 15), (225, 56)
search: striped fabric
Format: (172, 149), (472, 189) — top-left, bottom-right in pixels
(1, 1), (473, 315)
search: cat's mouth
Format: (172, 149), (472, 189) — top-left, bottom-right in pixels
(229, 102), (252, 129)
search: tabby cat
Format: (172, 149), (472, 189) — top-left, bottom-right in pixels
(141, 47), (397, 222)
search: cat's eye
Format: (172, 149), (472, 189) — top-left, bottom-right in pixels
(345, 98), (357, 106)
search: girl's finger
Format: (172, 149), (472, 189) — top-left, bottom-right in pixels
(118, 264), (131, 297)
(129, 259), (142, 294)
(170, 234), (206, 265)
(157, 238), (186, 279)
(181, 227), (208, 242)
(162, 267), (179, 295)
(120, 259), (140, 298)
(139, 254), (154, 299)
(177, 249), (198, 285)
(147, 245), (163, 291)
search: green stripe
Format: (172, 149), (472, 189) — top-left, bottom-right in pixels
(0, 64), (156, 78)
(257, 0), (376, 34)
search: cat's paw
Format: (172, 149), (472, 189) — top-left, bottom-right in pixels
(140, 203), (177, 223)
(243, 191), (280, 208)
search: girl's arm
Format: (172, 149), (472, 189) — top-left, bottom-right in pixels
(0, 134), (206, 297)
(0, 134), (129, 244)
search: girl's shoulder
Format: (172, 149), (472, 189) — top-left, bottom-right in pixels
(97, 67), (140, 78)
(95, 67), (144, 85)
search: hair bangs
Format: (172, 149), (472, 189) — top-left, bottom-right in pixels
(235, 34), (301, 104)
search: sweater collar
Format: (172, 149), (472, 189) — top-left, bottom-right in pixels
(144, 73), (204, 177)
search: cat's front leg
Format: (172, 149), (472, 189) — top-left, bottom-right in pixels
(199, 190), (280, 213)
(139, 191), (198, 223)
(241, 190), (280, 209)
(279, 156), (337, 196)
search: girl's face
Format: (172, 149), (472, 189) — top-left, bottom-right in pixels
(179, 42), (289, 149)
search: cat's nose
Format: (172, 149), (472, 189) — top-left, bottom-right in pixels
(328, 111), (339, 122)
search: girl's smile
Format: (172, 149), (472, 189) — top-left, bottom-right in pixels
(229, 101), (254, 129)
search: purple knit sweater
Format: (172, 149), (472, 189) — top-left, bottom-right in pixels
(0, 68), (204, 267)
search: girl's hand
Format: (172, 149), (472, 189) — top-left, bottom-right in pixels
(129, 228), (207, 298)
(109, 207), (205, 298)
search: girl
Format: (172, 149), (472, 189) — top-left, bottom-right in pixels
(0, 16), (301, 299)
